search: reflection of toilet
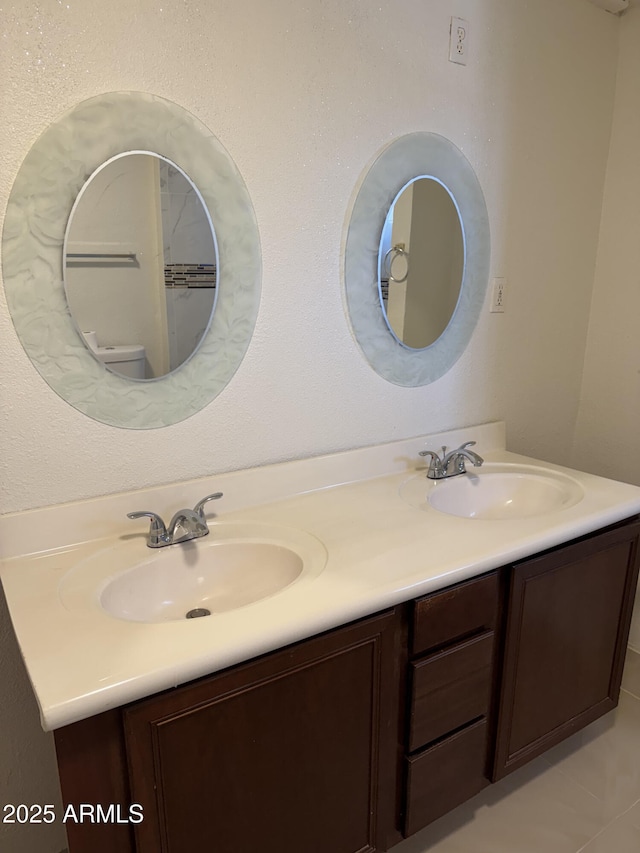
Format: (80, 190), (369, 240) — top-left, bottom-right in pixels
(82, 332), (146, 379)
(96, 344), (146, 379)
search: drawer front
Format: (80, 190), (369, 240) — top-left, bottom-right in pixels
(413, 571), (498, 656)
(409, 631), (494, 751)
(404, 718), (489, 837)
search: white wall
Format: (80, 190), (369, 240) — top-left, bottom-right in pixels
(572, 3), (640, 648)
(573, 3), (640, 483)
(0, 2), (623, 851)
(0, 0), (619, 516)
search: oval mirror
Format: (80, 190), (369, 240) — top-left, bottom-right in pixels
(343, 132), (490, 387)
(378, 177), (464, 350)
(64, 152), (218, 380)
(2, 92), (261, 428)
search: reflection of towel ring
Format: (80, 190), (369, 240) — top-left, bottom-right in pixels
(383, 245), (410, 283)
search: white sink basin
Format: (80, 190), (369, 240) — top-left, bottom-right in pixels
(59, 522), (327, 623)
(401, 464), (584, 520)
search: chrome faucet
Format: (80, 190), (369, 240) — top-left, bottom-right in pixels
(419, 441), (484, 480)
(128, 492), (223, 548)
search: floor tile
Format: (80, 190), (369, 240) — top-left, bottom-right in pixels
(621, 647), (640, 700)
(623, 799), (640, 829)
(392, 758), (607, 853)
(577, 813), (640, 852)
(544, 691), (640, 821)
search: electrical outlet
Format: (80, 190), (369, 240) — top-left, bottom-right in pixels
(490, 278), (507, 313)
(449, 16), (469, 65)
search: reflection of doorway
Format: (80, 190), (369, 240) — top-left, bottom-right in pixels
(380, 178), (464, 349)
(64, 153), (217, 379)
(65, 154), (169, 377)
(382, 184), (412, 341)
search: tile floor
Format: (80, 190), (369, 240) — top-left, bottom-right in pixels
(393, 648), (640, 853)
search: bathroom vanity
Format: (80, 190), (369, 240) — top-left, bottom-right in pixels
(2, 423), (640, 853)
(2, 85), (633, 853)
(51, 516), (640, 853)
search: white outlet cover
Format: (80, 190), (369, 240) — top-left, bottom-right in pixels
(490, 277), (506, 313)
(449, 16), (469, 65)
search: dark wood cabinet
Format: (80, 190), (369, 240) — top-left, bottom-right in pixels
(54, 517), (640, 853)
(408, 630), (495, 750)
(493, 519), (640, 780)
(405, 718), (489, 837)
(56, 608), (404, 853)
(403, 571), (500, 837)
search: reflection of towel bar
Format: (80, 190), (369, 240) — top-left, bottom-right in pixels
(383, 245), (410, 283)
(67, 252), (137, 261)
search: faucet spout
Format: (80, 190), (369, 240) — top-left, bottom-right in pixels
(166, 508), (209, 544)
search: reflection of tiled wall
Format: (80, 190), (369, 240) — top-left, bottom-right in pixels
(159, 161), (216, 266)
(164, 263), (216, 288)
(158, 161), (217, 370)
(165, 286), (215, 370)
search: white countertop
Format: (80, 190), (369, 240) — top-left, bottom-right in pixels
(3, 422), (640, 731)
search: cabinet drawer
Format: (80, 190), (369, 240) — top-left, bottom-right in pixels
(409, 631), (494, 751)
(412, 571), (498, 656)
(404, 718), (489, 837)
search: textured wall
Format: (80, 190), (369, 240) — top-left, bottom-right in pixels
(0, 0), (618, 515)
(0, 1), (621, 851)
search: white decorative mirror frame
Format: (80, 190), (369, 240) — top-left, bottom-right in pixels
(343, 132), (490, 386)
(2, 92), (261, 428)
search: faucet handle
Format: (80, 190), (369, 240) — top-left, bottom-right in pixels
(193, 492), (223, 520)
(127, 511), (168, 547)
(458, 440), (484, 465)
(419, 449), (444, 479)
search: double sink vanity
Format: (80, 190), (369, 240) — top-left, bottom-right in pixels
(2, 83), (638, 853)
(2, 422), (640, 853)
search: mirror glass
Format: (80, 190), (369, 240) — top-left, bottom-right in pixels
(343, 131), (490, 387)
(2, 91), (261, 428)
(378, 177), (464, 350)
(64, 152), (218, 380)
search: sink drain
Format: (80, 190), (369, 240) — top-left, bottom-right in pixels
(186, 608), (211, 619)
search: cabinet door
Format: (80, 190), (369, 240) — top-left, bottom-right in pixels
(493, 520), (640, 780)
(124, 609), (402, 853)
